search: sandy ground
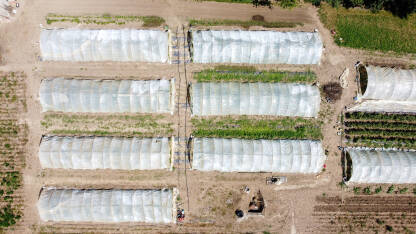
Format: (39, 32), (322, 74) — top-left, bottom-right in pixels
(0, 0), (416, 233)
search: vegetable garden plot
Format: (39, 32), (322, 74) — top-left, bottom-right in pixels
(39, 136), (172, 170)
(39, 78), (175, 113)
(192, 138), (326, 173)
(191, 30), (323, 64)
(191, 82), (320, 117)
(40, 29), (168, 62)
(37, 188), (175, 223)
(346, 148), (416, 184)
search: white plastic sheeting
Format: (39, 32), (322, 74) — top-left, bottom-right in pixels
(192, 30), (323, 64)
(348, 100), (416, 114)
(0, 0), (10, 20)
(347, 148), (416, 184)
(362, 66), (416, 101)
(192, 138), (326, 173)
(40, 29), (168, 62)
(191, 82), (320, 117)
(39, 136), (172, 170)
(353, 66), (416, 113)
(37, 188), (174, 223)
(39, 78), (174, 113)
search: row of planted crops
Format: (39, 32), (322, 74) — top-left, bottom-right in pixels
(344, 112), (416, 149)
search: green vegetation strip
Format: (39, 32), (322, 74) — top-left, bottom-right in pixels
(345, 121), (416, 130)
(42, 114), (174, 137)
(319, 3), (416, 54)
(347, 136), (416, 150)
(345, 112), (416, 122)
(46, 14), (165, 27)
(189, 18), (302, 29)
(195, 66), (316, 83)
(345, 129), (416, 139)
(192, 116), (322, 140)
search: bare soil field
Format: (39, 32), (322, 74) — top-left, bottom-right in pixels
(0, 0), (416, 233)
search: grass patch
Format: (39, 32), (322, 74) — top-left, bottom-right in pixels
(194, 66), (316, 83)
(192, 116), (322, 140)
(189, 18), (302, 29)
(46, 14), (165, 27)
(41, 114), (174, 137)
(319, 3), (416, 54)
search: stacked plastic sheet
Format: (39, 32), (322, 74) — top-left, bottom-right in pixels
(40, 29), (168, 62)
(39, 78), (174, 113)
(37, 188), (174, 223)
(0, 0), (10, 20)
(192, 30), (323, 64)
(191, 82), (320, 117)
(353, 66), (416, 113)
(192, 138), (326, 173)
(39, 136), (171, 170)
(347, 148), (416, 184)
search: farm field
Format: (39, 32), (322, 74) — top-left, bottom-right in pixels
(0, 72), (27, 229)
(312, 195), (416, 233)
(344, 112), (416, 149)
(319, 3), (416, 54)
(0, 0), (416, 233)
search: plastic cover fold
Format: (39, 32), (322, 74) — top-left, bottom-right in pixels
(191, 82), (320, 117)
(347, 148), (416, 184)
(192, 138), (326, 173)
(37, 188), (174, 223)
(40, 29), (168, 62)
(39, 78), (174, 113)
(191, 30), (323, 64)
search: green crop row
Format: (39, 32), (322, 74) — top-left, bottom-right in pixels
(344, 121), (416, 130)
(42, 114), (174, 137)
(46, 14), (165, 27)
(192, 116), (322, 140)
(347, 136), (416, 150)
(194, 69), (316, 83)
(189, 18), (302, 29)
(345, 112), (416, 122)
(345, 129), (416, 139)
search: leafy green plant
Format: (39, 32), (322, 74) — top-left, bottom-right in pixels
(363, 187), (371, 195)
(374, 186), (382, 194)
(353, 187), (361, 195)
(387, 185), (395, 194)
(399, 187), (408, 194)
